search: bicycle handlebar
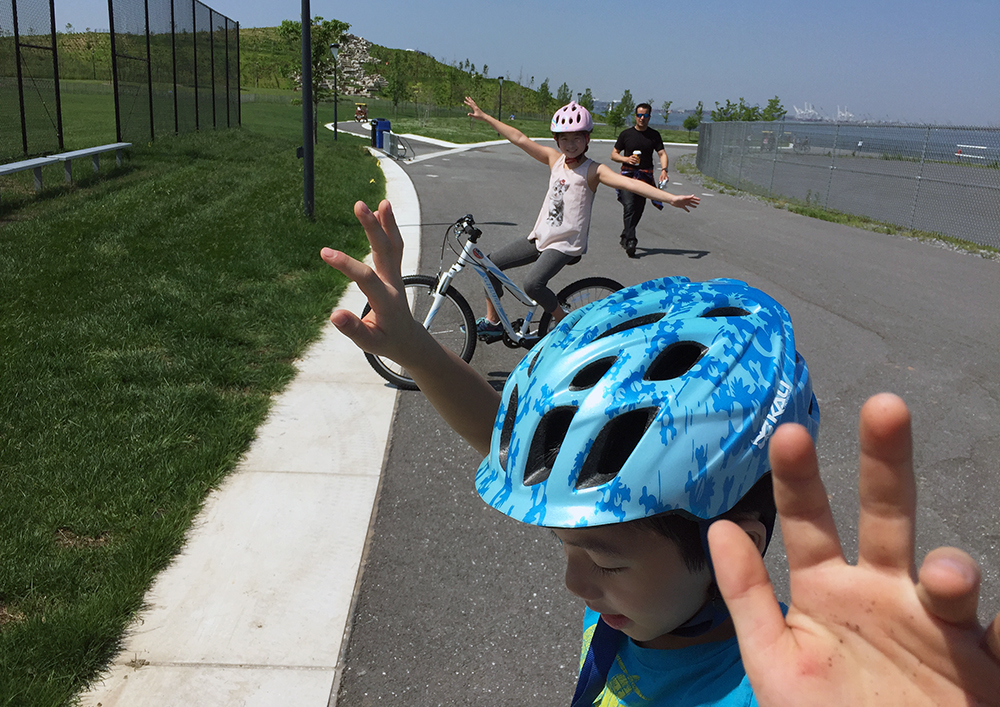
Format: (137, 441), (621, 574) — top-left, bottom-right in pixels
(451, 214), (482, 243)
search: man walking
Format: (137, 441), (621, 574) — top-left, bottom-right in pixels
(610, 103), (670, 258)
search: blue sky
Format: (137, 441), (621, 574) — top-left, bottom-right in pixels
(59, 0), (1000, 125)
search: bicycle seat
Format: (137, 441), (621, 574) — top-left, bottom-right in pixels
(567, 256), (582, 266)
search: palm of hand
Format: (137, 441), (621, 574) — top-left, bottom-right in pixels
(711, 394), (1000, 706)
(748, 559), (995, 706)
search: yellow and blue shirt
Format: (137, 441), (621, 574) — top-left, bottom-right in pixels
(578, 607), (757, 707)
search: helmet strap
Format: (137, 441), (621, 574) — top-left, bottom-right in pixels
(668, 513), (776, 638)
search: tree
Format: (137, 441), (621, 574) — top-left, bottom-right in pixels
(683, 101), (703, 138)
(761, 95), (787, 121)
(605, 102), (626, 131)
(382, 51), (412, 113)
(579, 88), (594, 111)
(711, 96), (785, 122)
(278, 16), (350, 142)
(618, 89), (635, 126)
(556, 82), (572, 105)
(537, 78), (553, 111)
(661, 99), (672, 123)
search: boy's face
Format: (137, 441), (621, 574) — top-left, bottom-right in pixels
(554, 131), (590, 159)
(552, 523), (712, 648)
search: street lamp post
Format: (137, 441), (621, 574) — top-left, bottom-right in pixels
(301, 0), (314, 218)
(330, 43), (339, 141)
(497, 76), (503, 120)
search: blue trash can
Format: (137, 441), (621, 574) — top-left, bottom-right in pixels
(375, 118), (391, 149)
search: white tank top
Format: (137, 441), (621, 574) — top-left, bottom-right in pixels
(527, 155), (596, 256)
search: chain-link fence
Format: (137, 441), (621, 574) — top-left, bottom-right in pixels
(0, 0), (63, 162)
(697, 121), (1000, 249)
(109, 0), (238, 143)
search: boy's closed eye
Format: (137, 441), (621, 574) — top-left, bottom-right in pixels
(592, 563), (627, 576)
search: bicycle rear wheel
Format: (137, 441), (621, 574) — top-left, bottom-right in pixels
(362, 274), (476, 391)
(537, 276), (624, 337)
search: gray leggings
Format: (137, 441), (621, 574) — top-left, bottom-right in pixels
(487, 237), (575, 314)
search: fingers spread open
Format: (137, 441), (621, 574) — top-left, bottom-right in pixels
(769, 422), (844, 572)
(369, 199), (404, 278)
(916, 546), (982, 627)
(710, 520), (787, 653)
(856, 393), (916, 572)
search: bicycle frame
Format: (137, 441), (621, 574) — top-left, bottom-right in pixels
(425, 219), (541, 347)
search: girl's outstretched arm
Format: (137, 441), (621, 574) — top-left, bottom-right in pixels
(593, 163), (700, 212)
(465, 96), (559, 167)
(322, 200), (499, 455)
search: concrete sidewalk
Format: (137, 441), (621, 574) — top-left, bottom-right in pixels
(78, 151), (420, 707)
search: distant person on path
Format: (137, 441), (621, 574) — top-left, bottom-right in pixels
(463, 96), (698, 342)
(611, 103), (670, 258)
(321, 200), (1000, 706)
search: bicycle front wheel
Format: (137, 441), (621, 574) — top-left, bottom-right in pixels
(537, 276), (624, 337)
(362, 274), (477, 391)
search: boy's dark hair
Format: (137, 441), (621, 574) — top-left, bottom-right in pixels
(635, 103), (653, 115)
(629, 473), (777, 572)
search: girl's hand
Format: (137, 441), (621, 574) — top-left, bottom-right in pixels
(464, 96), (486, 121)
(668, 194), (700, 212)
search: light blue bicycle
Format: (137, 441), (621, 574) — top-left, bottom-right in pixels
(362, 214), (624, 390)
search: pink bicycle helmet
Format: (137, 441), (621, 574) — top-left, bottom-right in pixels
(551, 102), (593, 133)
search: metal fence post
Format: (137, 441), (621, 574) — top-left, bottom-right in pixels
(768, 120), (780, 196)
(737, 122), (748, 191)
(13, 0), (28, 155)
(191, 0), (198, 130)
(48, 0), (64, 150)
(108, 0), (123, 143)
(171, 0), (178, 133)
(824, 123), (840, 208)
(909, 127), (930, 230)
(144, 0), (154, 141)
(235, 21), (240, 127)
(209, 9), (216, 128)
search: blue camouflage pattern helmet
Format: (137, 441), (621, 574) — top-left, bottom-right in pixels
(475, 276), (819, 528)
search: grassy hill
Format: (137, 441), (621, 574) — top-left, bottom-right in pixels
(55, 24), (558, 119)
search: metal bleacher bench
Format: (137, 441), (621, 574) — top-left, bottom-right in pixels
(0, 142), (132, 202)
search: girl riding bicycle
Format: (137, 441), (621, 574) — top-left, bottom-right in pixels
(463, 97), (699, 341)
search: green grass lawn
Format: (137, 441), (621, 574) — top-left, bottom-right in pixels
(0, 99), (382, 707)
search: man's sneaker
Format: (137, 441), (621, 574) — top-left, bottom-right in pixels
(624, 238), (638, 258)
(475, 317), (504, 342)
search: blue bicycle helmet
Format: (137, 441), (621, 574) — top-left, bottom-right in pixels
(476, 276), (819, 529)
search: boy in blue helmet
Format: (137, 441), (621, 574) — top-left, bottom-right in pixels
(321, 199), (1000, 705)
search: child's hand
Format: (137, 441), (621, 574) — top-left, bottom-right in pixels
(320, 200), (425, 365)
(710, 393), (1000, 706)
(464, 96), (486, 121)
(667, 194), (700, 212)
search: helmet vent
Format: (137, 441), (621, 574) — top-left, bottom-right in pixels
(527, 350), (541, 376)
(702, 306), (750, 317)
(524, 406), (577, 486)
(570, 357), (617, 391)
(498, 386), (518, 472)
(645, 341), (707, 381)
(575, 408), (657, 489)
(595, 313), (665, 341)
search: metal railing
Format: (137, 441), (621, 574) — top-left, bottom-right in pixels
(697, 121), (1000, 249)
(0, 0), (63, 161)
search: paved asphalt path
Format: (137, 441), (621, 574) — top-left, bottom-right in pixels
(335, 136), (1000, 706)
